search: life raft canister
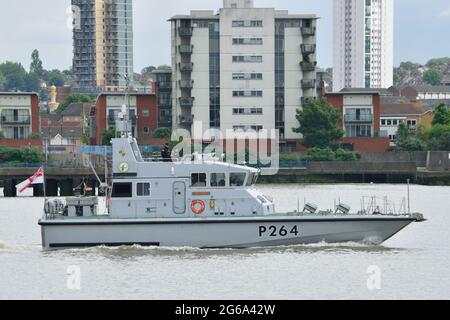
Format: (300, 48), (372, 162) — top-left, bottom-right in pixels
(191, 200), (206, 214)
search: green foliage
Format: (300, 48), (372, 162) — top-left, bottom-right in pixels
(152, 128), (172, 140)
(0, 72), (6, 91)
(293, 98), (344, 148)
(101, 128), (116, 146)
(279, 153), (302, 161)
(57, 93), (95, 114)
(393, 74), (401, 85)
(423, 68), (444, 86)
(420, 125), (450, 151)
(426, 57), (450, 68)
(396, 123), (424, 151)
(46, 69), (65, 87)
(0, 61), (27, 91)
(432, 104), (450, 126)
(334, 148), (361, 161)
(0, 146), (43, 164)
(30, 49), (44, 78)
(300, 148), (360, 162)
(29, 132), (41, 140)
(141, 66), (156, 76)
(301, 148), (336, 161)
(0, 131), (4, 139)
(400, 61), (421, 70)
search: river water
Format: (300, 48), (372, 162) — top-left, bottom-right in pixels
(0, 184), (449, 300)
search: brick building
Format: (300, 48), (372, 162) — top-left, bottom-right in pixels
(94, 92), (158, 145)
(325, 89), (390, 152)
(0, 92), (41, 148)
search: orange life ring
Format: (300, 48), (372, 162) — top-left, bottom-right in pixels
(191, 200), (206, 215)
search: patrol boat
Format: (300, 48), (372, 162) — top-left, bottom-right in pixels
(38, 134), (425, 250)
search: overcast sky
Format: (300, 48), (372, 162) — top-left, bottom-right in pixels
(0, 0), (450, 72)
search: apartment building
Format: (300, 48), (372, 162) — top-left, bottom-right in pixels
(0, 92), (40, 142)
(325, 89), (390, 152)
(94, 92), (158, 144)
(151, 69), (173, 129)
(333, 0), (394, 91)
(170, 0), (318, 141)
(72, 0), (134, 92)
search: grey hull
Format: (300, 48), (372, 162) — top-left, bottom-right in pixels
(39, 215), (415, 250)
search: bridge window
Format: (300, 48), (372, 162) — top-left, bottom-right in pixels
(210, 173), (226, 187)
(230, 173), (246, 187)
(137, 183), (151, 196)
(112, 183), (132, 198)
(246, 173), (255, 186)
(191, 173), (207, 187)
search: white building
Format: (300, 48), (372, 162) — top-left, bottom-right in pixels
(333, 0), (394, 92)
(170, 0), (318, 141)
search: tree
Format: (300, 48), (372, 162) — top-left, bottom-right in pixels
(0, 61), (27, 91)
(399, 61), (421, 70)
(421, 125), (450, 151)
(152, 128), (172, 140)
(47, 69), (65, 86)
(141, 66), (156, 76)
(57, 93), (95, 114)
(23, 72), (40, 92)
(0, 72), (6, 91)
(396, 123), (424, 151)
(101, 128), (116, 146)
(426, 57), (450, 68)
(30, 49), (44, 78)
(293, 98), (344, 148)
(423, 68), (444, 86)
(432, 104), (450, 126)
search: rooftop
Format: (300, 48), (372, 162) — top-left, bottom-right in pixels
(381, 103), (427, 116)
(0, 92), (38, 96)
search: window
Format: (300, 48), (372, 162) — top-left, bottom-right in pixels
(232, 20), (263, 28)
(233, 108), (263, 115)
(191, 173), (207, 187)
(137, 183), (151, 196)
(112, 183), (132, 198)
(232, 56), (263, 63)
(232, 90), (263, 97)
(232, 73), (263, 80)
(143, 127), (149, 134)
(230, 173), (246, 187)
(407, 120), (417, 127)
(232, 38), (263, 45)
(210, 173), (226, 187)
(233, 125), (263, 132)
(381, 119), (386, 126)
(143, 109), (150, 117)
(246, 173), (255, 186)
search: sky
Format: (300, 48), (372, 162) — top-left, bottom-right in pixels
(0, 0), (450, 72)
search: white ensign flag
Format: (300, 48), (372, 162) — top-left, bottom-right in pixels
(15, 168), (45, 193)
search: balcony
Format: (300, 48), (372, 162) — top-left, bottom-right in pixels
(1, 115), (31, 125)
(179, 44), (193, 55)
(179, 97), (195, 108)
(300, 61), (317, 72)
(179, 80), (194, 90)
(301, 79), (316, 89)
(179, 62), (194, 73)
(301, 27), (316, 37)
(178, 27), (193, 37)
(178, 115), (193, 125)
(344, 114), (373, 123)
(300, 44), (316, 55)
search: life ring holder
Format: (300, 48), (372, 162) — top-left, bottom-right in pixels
(191, 200), (206, 215)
